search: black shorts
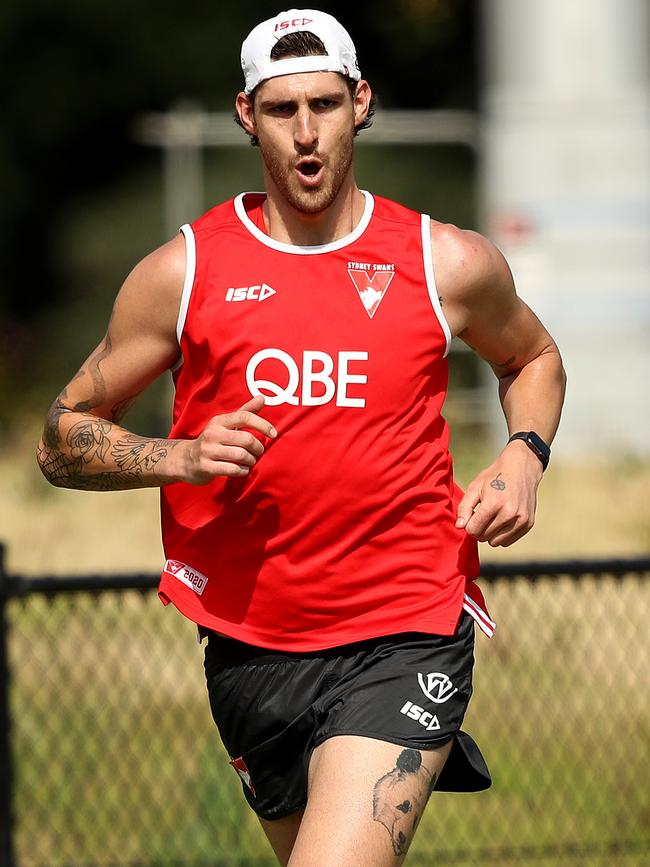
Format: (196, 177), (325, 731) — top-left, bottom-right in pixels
(203, 613), (491, 820)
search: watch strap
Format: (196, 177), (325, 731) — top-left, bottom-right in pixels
(508, 431), (551, 470)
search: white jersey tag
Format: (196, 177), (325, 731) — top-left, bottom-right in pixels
(164, 559), (208, 596)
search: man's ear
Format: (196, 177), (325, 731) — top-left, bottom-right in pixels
(353, 80), (372, 126)
(235, 92), (257, 136)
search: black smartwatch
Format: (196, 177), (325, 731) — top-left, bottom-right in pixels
(507, 431), (551, 470)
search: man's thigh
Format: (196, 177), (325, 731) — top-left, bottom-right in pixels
(286, 734), (453, 867)
(258, 810), (304, 867)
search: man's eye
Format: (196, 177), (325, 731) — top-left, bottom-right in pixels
(317, 99), (335, 108)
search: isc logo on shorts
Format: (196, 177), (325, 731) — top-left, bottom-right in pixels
(400, 700), (441, 731)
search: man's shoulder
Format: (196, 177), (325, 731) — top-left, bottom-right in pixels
(428, 222), (512, 310)
(190, 195), (251, 235)
(371, 194), (423, 227)
(430, 222), (502, 277)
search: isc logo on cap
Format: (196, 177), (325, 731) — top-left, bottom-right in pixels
(274, 17), (313, 31)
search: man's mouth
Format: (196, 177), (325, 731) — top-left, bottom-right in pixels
(295, 158), (324, 186)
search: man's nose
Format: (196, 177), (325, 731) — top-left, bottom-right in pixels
(294, 107), (318, 150)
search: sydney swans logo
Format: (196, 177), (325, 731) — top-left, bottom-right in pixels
(347, 262), (395, 318)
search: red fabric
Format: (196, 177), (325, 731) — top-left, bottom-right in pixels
(158, 193), (487, 650)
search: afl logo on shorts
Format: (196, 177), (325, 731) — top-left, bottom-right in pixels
(418, 672), (458, 704)
(229, 756), (256, 797)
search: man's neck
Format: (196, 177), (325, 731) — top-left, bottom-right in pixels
(261, 176), (366, 247)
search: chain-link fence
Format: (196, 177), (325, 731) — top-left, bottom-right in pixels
(1, 549), (649, 867)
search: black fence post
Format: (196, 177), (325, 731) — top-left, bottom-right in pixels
(0, 543), (16, 867)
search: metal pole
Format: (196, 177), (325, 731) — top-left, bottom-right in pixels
(0, 543), (16, 867)
(161, 100), (204, 239)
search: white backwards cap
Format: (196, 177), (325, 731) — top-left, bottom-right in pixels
(241, 9), (361, 94)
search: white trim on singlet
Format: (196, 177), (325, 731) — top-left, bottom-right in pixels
(233, 190), (374, 255)
(463, 593), (496, 638)
(171, 224), (197, 372)
(421, 214), (452, 358)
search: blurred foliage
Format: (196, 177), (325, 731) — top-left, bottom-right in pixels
(0, 0), (477, 433)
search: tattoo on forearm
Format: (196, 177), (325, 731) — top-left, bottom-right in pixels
(490, 473), (506, 491)
(68, 418), (112, 464)
(38, 427), (178, 490)
(38, 330), (168, 490)
(372, 749), (436, 856)
(38, 415), (179, 491)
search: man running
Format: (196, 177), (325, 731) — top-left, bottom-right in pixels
(37, 9), (566, 865)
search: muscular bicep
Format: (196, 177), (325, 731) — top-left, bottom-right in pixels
(460, 293), (554, 379)
(441, 230), (555, 377)
(55, 233), (185, 422)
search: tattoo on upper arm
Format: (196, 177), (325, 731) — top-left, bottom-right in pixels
(372, 749), (437, 856)
(110, 396), (137, 423)
(490, 473), (506, 491)
(71, 334), (112, 413)
(43, 334), (115, 450)
(38, 331), (167, 489)
(43, 395), (71, 450)
(462, 338), (516, 371)
(488, 354), (516, 370)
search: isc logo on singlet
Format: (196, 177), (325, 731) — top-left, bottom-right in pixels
(246, 348), (369, 407)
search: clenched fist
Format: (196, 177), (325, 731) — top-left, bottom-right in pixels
(455, 439), (543, 547)
(178, 395), (277, 485)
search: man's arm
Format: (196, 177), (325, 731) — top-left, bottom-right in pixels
(431, 224), (567, 547)
(37, 235), (276, 491)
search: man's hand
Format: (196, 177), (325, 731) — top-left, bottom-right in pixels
(180, 396), (277, 485)
(455, 440), (544, 547)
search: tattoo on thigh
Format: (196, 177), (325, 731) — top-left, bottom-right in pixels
(372, 749), (437, 857)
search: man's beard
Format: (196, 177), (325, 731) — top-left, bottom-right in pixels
(258, 134), (354, 215)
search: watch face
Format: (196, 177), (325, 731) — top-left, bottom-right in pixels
(527, 432), (550, 466)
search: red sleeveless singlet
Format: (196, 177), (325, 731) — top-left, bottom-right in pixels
(158, 192), (495, 649)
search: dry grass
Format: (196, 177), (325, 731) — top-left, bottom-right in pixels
(3, 426), (649, 576)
